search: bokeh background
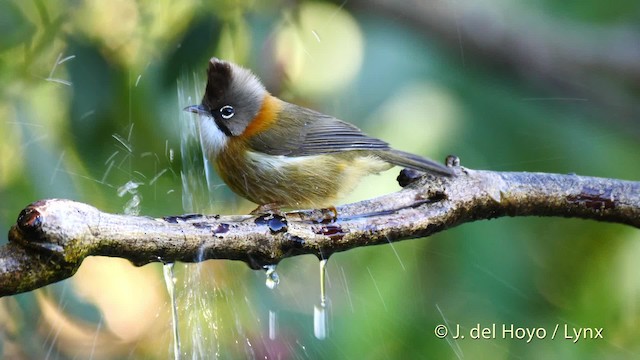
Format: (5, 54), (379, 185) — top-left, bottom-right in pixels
(1, 0), (640, 358)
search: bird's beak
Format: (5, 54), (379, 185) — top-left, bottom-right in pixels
(183, 104), (209, 116)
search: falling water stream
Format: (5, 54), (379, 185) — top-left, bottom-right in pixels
(264, 264), (280, 341)
(167, 79), (209, 359)
(314, 259), (329, 340)
(163, 262), (181, 360)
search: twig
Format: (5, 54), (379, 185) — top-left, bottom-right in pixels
(2, 162), (639, 297)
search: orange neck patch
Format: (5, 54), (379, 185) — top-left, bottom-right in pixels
(241, 94), (281, 138)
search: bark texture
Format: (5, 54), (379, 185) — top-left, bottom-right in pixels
(2, 164), (639, 297)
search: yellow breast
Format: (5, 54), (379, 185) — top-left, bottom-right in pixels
(215, 140), (391, 208)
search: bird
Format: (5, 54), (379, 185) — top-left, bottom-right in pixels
(184, 58), (453, 211)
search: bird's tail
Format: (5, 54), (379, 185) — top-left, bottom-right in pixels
(377, 149), (454, 176)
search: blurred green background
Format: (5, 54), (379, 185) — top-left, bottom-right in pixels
(1, 0), (640, 358)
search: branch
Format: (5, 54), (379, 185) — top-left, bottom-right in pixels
(3, 163), (640, 297)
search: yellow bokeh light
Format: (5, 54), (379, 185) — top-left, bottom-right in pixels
(273, 2), (364, 96)
(72, 257), (165, 341)
(73, 0), (197, 66)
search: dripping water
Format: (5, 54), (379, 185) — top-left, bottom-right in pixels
(268, 310), (278, 341)
(314, 259), (329, 340)
(163, 262), (181, 360)
(264, 264), (280, 290)
(264, 264), (280, 340)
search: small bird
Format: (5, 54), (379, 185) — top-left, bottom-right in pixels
(185, 58), (453, 210)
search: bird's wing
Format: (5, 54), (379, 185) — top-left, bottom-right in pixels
(246, 103), (390, 156)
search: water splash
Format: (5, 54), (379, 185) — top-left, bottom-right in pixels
(314, 259), (329, 339)
(176, 72), (269, 358)
(163, 263), (181, 360)
(264, 265), (280, 290)
(116, 180), (141, 196)
(178, 91), (216, 212)
(175, 74), (228, 358)
(117, 180), (143, 215)
(46, 52), (75, 86)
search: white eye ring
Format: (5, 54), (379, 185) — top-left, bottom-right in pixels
(220, 105), (235, 119)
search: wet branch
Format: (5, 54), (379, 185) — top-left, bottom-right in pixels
(2, 162), (640, 297)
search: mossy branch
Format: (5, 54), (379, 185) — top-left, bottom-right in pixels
(2, 161), (639, 297)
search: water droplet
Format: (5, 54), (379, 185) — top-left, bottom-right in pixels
(264, 265), (280, 290)
(117, 181), (143, 215)
(254, 214), (288, 234)
(123, 193), (142, 215)
(116, 180), (142, 197)
(314, 305), (327, 340)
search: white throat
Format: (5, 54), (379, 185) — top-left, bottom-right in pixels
(198, 116), (228, 159)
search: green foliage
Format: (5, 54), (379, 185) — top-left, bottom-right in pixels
(0, 1), (35, 51)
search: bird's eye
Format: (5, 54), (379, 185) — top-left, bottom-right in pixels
(220, 105), (235, 119)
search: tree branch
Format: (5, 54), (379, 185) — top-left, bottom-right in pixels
(3, 163), (639, 297)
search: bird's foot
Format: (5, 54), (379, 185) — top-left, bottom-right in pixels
(287, 206), (338, 224)
(250, 203), (284, 216)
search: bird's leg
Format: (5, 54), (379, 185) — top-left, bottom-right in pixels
(324, 206), (338, 221)
(250, 202), (284, 216)
(287, 206), (339, 223)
